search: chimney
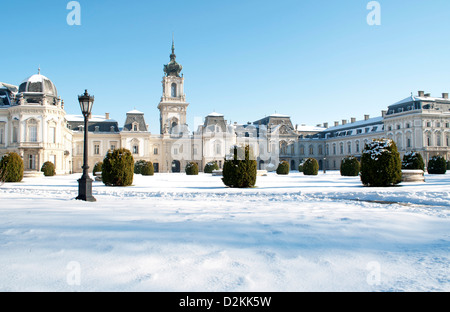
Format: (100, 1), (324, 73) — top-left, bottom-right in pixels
(323, 122), (329, 129)
(316, 124), (322, 127)
(424, 93), (431, 97)
(351, 117), (356, 123)
(105, 112), (110, 120)
(443, 93), (449, 99)
(382, 110), (387, 117)
(364, 115), (370, 121)
(418, 91), (425, 97)
(342, 119), (347, 125)
(334, 121), (339, 127)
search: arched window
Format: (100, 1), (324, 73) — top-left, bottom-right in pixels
(171, 83), (177, 97)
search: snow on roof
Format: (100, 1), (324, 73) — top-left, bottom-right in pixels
(207, 112), (224, 117)
(65, 114), (117, 123)
(269, 113), (290, 118)
(325, 116), (383, 132)
(296, 125), (326, 132)
(392, 95), (450, 106)
(20, 74), (51, 84)
(127, 109), (144, 114)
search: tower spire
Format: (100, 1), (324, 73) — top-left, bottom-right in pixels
(172, 32), (175, 55)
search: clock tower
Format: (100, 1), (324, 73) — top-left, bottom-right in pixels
(158, 39), (189, 135)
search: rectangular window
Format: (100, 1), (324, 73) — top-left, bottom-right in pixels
(0, 128), (3, 144)
(29, 154), (36, 170)
(407, 138), (411, 148)
(154, 147), (158, 155)
(193, 147), (197, 155)
(94, 144), (100, 155)
(29, 126), (37, 142)
(133, 145), (139, 154)
(49, 127), (56, 144)
(12, 126), (17, 143)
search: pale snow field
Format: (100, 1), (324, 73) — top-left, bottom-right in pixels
(0, 171), (449, 292)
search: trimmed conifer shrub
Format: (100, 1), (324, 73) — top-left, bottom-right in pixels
(276, 161), (290, 175)
(185, 162), (199, 175)
(134, 160), (148, 174)
(0, 152), (24, 183)
(102, 148), (134, 187)
(93, 162), (103, 175)
(204, 161), (219, 173)
(447, 161), (450, 170)
(303, 158), (319, 176)
(427, 156), (447, 174)
(298, 160), (305, 173)
(41, 161), (56, 177)
(222, 145), (257, 188)
(340, 156), (360, 177)
(141, 161), (154, 176)
(360, 139), (402, 187)
(402, 151), (424, 171)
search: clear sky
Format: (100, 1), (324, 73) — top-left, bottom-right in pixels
(2, 0), (450, 133)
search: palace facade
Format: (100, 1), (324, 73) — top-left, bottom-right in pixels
(1, 44), (449, 176)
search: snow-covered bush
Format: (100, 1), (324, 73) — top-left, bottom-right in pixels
(102, 148), (134, 187)
(360, 139), (402, 187)
(0, 152), (24, 183)
(134, 160), (148, 174)
(222, 145), (257, 188)
(276, 161), (290, 175)
(303, 158), (319, 176)
(185, 162), (199, 175)
(402, 151), (424, 171)
(298, 160), (305, 173)
(204, 161), (219, 174)
(41, 161), (56, 177)
(141, 161), (154, 176)
(340, 156), (360, 177)
(266, 163), (276, 172)
(93, 161), (103, 175)
(427, 156), (447, 175)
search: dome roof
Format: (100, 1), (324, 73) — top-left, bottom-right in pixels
(18, 73), (57, 97)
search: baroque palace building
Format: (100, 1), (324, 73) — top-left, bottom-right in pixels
(1, 44), (450, 176)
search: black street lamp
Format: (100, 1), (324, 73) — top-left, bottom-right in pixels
(75, 90), (96, 202)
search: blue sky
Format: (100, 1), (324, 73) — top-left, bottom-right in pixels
(2, 0), (450, 133)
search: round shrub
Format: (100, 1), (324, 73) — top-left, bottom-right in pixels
(303, 158), (319, 176)
(360, 139), (402, 187)
(41, 161), (56, 177)
(340, 156), (360, 177)
(276, 161), (290, 175)
(204, 161), (219, 173)
(427, 156), (447, 175)
(134, 160), (148, 174)
(185, 162), (199, 175)
(0, 152), (24, 183)
(222, 145), (257, 188)
(402, 151), (424, 171)
(298, 160), (305, 173)
(102, 148), (134, 187)
(93, 162), (103, 175)
(141, 161), (154, 176)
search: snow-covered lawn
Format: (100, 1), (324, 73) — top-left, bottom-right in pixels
(0, 171), (449, 292)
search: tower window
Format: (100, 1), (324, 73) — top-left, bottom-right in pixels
(171, 83), (177, 97)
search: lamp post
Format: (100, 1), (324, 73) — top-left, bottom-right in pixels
(76, 90), (96, 202)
